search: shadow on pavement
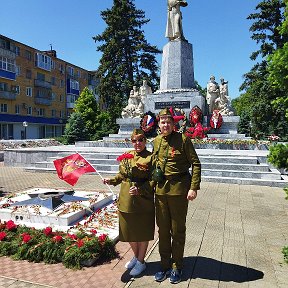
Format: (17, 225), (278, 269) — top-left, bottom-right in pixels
(139, 256), (264, 283)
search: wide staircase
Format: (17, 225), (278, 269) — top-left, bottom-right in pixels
(23, 147), (288, 188)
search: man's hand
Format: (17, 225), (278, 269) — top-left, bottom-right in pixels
(187, 190), (197, 201)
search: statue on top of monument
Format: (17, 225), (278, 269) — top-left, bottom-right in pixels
(166, 0), (188, 41)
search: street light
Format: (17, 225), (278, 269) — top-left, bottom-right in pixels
(23, 121), (28, 139)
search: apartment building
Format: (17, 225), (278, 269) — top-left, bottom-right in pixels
(0, 34), (98, 140)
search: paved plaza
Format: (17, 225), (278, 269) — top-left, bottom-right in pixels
(0, 165), (287, 287)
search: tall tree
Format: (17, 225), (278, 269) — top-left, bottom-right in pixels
(93, 0), (161, 120)
(267, 0), (288, 119)
(240, 0), (286, 91)
(234, 0), (288, 140)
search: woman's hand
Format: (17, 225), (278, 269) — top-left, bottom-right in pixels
(103, 178), (111, 185)
(187, 190), (197, 201)
(129, 185), (139, 196)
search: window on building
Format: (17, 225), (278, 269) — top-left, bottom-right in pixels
(51, 109), (56, 117)
(60, 94), (64, 102)
(25, 50), (32, 61)
(37, 72), (45, 81)
(51, 92), (56, 100)
(51, 76), (56, 85)
(59, 63), (64, 74)
(0, 56), (16, 73)
(67, 66), (74, 76)
(26, 69), (32, 79)
(15, 65), (21, 76)
(60, 79), (64, 88)
(35, 53), (51, 71)
(11, 85), (20, 94)
(1, 103), (8, 112)
(26, 87), (32, 97)
(70, 79), (79, 90)
(0, 82), (7, 91)
(27, 107), (32, 115)
(15, 104), (20, 114)
(38, 108), (45, 116)
(60, 110), (64, 118)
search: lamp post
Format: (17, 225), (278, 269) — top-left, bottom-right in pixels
(23, 121), (28, 139)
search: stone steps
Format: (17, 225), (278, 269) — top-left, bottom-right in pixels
(21, 147), (288, 187)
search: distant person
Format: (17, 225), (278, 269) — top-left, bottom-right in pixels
(103, 129), (154, 277)
(152, 108), (201, 284)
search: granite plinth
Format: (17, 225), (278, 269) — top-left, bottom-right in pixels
(144, 90), (206, 117)
(160, 40), (195, 89)
(116, 118), (141, 134)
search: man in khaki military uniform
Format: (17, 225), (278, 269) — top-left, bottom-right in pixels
(153, 107), (201, 284)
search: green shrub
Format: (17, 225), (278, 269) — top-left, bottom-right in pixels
(267, 143), (288, 169)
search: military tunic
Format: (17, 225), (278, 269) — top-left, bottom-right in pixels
(109, 148), (155, 242)
(152, 131), (201, 270)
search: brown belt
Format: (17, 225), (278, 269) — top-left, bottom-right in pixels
(164, 172), (190, 181)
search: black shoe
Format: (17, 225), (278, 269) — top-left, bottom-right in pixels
(169, 268), (182, 284)
(154, 269), (171, 282)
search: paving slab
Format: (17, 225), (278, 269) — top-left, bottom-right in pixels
(0, 166), (287, 287)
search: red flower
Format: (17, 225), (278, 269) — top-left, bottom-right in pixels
(53, 235), (63, 243)
(43, 227), (53, 236)
(77, 239), (84, 248)
(67, 233), (77, 240)
(90, 229), (97, 235)
(6, 220), (17, 231)
(116, 153), (134, 162)
(0, 231), (7, 241)
(22, 233), (32, 243)
(98, 234), (107, 242)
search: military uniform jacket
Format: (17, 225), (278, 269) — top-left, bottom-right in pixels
(153, 131), (201, 195)
(109, 149), (154, 213)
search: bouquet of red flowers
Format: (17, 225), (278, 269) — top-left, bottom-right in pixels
(116, 152), (134, 180)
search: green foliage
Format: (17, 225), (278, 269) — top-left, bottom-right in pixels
(63, 112), (89, 144)
(0, 221), (117, 270)
(284, 186), (288, 200)
(267, 143), (288, 169)
(62, 237), (101, 270)
(235, 1), (288, 140)
(63, 87), (117, 142)
(267, 1), (288, 120)
(283, 245), (288, 263)
(93, 0), (161, 120)
(237, 110), (251, 136)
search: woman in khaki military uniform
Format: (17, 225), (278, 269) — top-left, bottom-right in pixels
(152, 107), (201, 284)
(103, 129), (154, 277)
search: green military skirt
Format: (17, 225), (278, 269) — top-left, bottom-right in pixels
(118, 211), (155, 242)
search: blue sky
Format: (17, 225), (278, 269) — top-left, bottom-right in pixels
(1, 0), (260, 98)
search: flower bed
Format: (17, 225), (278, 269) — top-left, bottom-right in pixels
(0, 220), (117, 270)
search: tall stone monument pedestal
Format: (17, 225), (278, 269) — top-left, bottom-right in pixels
(144, 40), (206, 116)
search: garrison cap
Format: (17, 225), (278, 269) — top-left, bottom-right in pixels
(158, 107), (174, 119)
(130, 128), (146, 139)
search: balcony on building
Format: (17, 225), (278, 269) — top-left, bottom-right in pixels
(0, 89), (17, 100)
(0, 47), (16, 60)
(66, 93), (78, 109)
(35, 89), (52, 106)
(34, 79), (52, 89)
(34, 97), (52, 105)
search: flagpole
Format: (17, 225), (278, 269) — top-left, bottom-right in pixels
(76, 152), (117, 199)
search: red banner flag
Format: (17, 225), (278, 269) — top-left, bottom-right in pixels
(53, 153), (96, 186)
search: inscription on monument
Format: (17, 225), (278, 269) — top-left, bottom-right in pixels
(155, 101), (190, 110)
